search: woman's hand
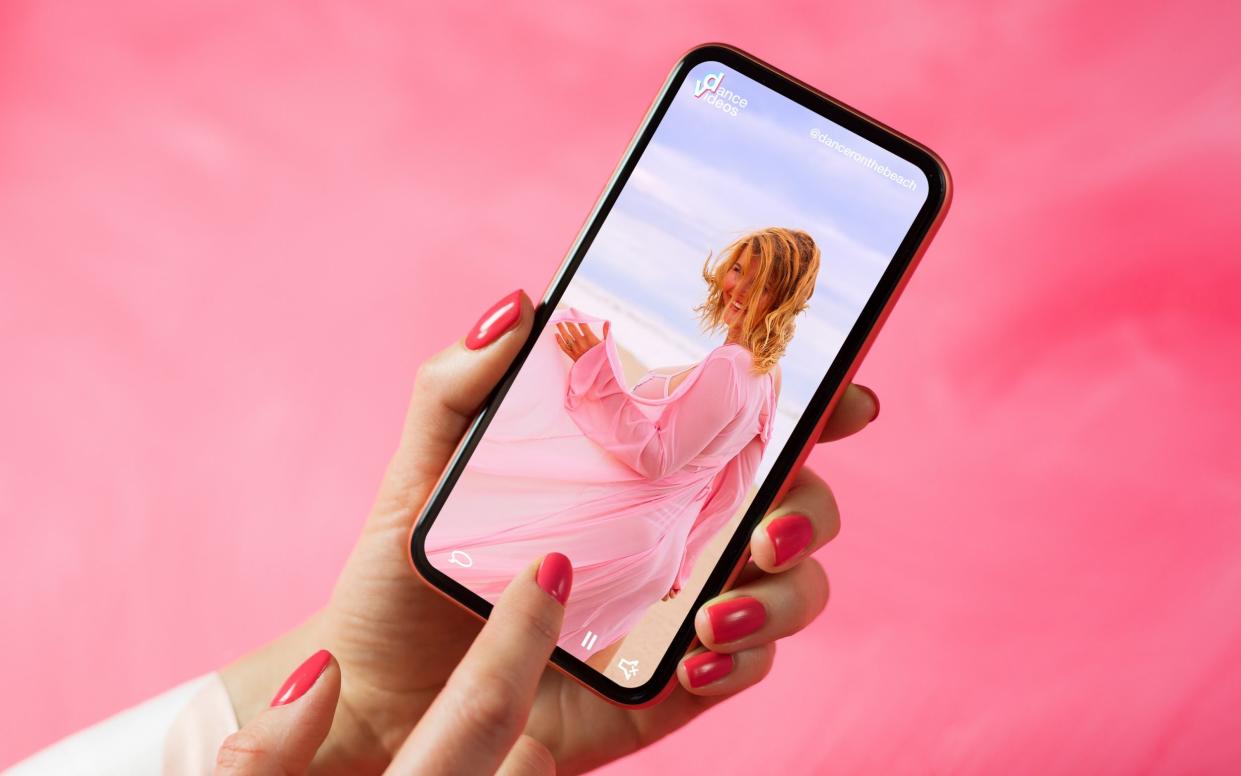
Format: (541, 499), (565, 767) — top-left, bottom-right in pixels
(214, 554), (574, 776)
(218, 288), (880, 775)
(554, 320), (609, 361)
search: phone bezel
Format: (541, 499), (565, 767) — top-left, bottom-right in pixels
(410, 42), (950, 706)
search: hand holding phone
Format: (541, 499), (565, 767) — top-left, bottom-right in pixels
(219, 288), (875, 772)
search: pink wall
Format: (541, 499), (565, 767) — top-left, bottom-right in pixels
(3, 1), (1239, 771)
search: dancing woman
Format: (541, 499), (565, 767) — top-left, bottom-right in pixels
(425, 227), (821, 662)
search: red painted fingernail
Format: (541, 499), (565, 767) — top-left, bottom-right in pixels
(684, 651), (734, 688)
(536, 552), (573, 605)
(767, 513), (814, 566)
(270, 649), (331, 707)
(707, 597), (767, 644)
(465, 289), (523, 350)
(857, 385), (880, 422)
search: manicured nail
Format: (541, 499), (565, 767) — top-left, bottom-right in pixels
(707, 597), (767, 644)
(270, 649), (331, 707)
(857, 385), (880, 422)
(465, 289), (523, 350)
(684, 651), (734, 689)
(536, 552), (573, 605)
(766, 513), (814, 567)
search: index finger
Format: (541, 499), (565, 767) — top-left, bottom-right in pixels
(750, 466), (839, 572)
(388, 553), (572, 774)
(817, 384), (880, 443)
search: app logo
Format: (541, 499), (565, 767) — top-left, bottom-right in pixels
(694, 71), (725, 98)
(617, 658), (640, 681)
(692, 70), (748, 117)
(447, 550), (474, 568)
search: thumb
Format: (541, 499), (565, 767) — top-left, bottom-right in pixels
(214, 650), (340, 775)
(369, 288), (534, 526)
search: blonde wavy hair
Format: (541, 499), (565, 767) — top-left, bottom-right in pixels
(695, 227), (821, 374)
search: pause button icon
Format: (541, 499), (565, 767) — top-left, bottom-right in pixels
(581, 631), (599, 651)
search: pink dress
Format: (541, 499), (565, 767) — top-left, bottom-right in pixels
(425, 307), (777, 660)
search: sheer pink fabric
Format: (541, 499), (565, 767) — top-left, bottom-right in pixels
(425, 307), (776, 660)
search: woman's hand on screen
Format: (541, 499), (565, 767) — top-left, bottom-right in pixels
(217, 288), (879, 776)
(214, 554), (572, 776)
(554, 320), (609, 361)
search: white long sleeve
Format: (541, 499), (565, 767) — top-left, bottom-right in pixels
(6, 673), (239, 776)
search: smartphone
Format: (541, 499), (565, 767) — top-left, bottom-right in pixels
(410, 43), (951, 706)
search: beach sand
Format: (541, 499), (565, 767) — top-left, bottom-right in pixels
(613, 341), (648, 389)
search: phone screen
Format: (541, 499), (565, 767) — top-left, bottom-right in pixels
(419, 57), (936, 692)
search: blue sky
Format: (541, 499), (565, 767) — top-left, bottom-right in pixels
(574, 59), (928, 427)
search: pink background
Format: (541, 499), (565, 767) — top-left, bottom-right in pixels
(3, 1), (1239, 772)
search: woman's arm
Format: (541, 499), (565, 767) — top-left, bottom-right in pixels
(563, 342), (745, 480)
